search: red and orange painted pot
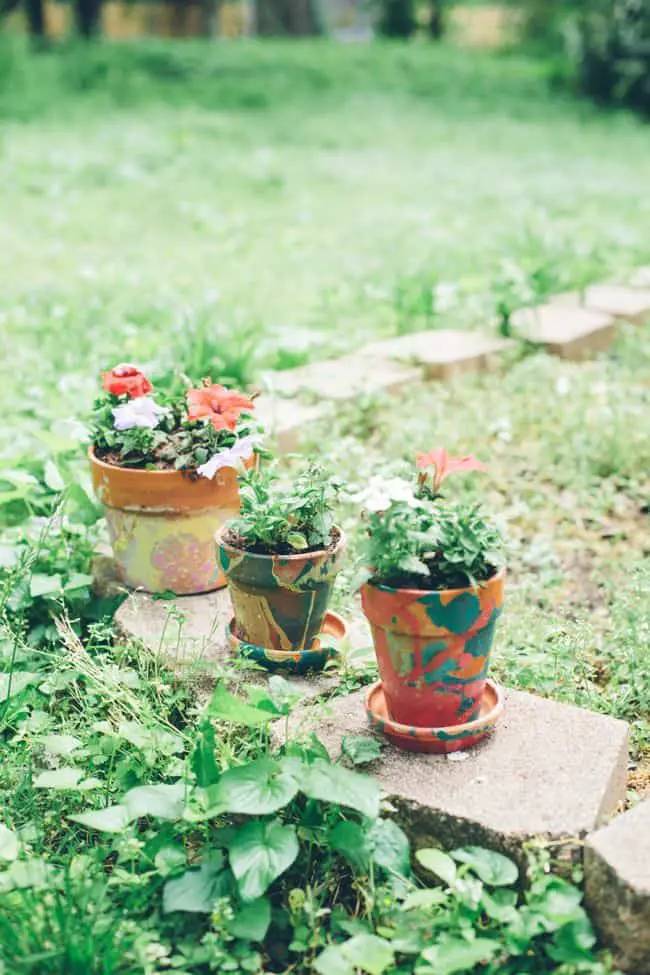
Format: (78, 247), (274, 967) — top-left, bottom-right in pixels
(216, 525), (346, 652)
(89, 448), (252, 596)
(360, 568), (505, 729)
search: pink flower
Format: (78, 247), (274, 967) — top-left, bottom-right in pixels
(416, 447), (485, 495)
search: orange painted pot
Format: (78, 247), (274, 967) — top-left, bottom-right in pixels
(216, 526), (346, 651)
(360, 569), (505, 728)
(89, 448), (248, 595)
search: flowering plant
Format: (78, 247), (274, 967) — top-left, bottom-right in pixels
(90, 363), (263, 476)
(357, 449), (504, 590)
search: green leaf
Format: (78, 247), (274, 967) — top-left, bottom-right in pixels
(163, 856), (229, 913)
(69, 805), (130, 833)
(421, 936), (500, 975)
(287, 532), (308, 550)
(207, 685), (276, 727)
(41, 734), (82, 756)
(154, 846), (187, 877)
(228, 819), (299, 901)
(451, 846), (518, 887)
(63, 572), (94, 593)
(415, 848), (457, 886)
(342, 934), (395, 975)
(402, 888), (447, 911)
(205, 758), (299, 816)
(0, 672), (39, 702)
(299, 760), (380, 819)
(44, 459), (65, 492)
(0, 825), (19, 862)
(229, 897), (272, 941)
(34, 768), (84, 789)
(328, 821), (371, 872)
(341, 735), (381, 766)
(0, 858), (52, 893)
(369, 819), (410, 877)
(29, 574), (63, 598)
(191, 719), (219, 788)
(313, 945), (354, 975)
(122, 783), (185, 821)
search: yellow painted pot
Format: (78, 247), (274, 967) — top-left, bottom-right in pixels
(89, 448), (247, 595)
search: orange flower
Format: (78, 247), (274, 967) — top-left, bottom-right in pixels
(101, 363), (152, 399)
(187, 384), (255, 432)
(416, 447), (485, 494)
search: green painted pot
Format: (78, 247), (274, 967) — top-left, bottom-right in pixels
(216, 526), (346, 651)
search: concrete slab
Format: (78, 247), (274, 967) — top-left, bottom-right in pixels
(585, 799), (650, 974)
(361, 330), (512, 380)
(267, 355), (422, 403)
(254, 394), (333, 454)
(275, 687), (629, 859)
(550, 286), (650, 326)
(511, 304), (616, 360)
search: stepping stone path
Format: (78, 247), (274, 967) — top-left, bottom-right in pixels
(360, 329), (512, 380)
(552, 284), (650, 326)
(511, 304), (616, 360)
(274, 686), (628, 861)
(585, 799), (650, 975)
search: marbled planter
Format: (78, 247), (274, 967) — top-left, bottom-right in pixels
(89, 448), (248, 595)
(216, 526), (346, 651)
(360, 569), (505, 728)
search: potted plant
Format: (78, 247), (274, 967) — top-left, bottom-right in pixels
(358, 448), (505, 735)
(89, 362), (263, 595)
(216, 464), (346, 660)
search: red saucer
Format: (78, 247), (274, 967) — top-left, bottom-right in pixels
(365, 679), (505, 754)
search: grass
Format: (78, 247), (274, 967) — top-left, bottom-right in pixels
(1, 34), (650, 974)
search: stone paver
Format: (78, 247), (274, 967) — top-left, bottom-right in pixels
(267, 355), (422, 402)
(551, 285), (650, 325)
(254, 395), (333, 454)
(361, 330), (512, 380)
(511, 304), (616, 360)
(585, 799), (650, 974)
(274, 687), (629, 859)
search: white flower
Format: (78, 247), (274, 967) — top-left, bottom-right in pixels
(358, 477), (418, 513)
(555, 376), (571, 398)
(112, 397), (169, 431)
(197, 435), (260, 480)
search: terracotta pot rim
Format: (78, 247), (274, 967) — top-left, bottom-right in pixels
(365, 678), (505, 737)
(216, 523), (346, 563)
(362, 565), (506, 599)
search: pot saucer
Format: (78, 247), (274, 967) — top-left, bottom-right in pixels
(227, 611), (347, 674)
(365, 679), (505, 754)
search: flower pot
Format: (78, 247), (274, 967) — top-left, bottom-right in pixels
(89, 448), (248, 595)
(360, 569), (505, 728)
(216, 526), (346, 651)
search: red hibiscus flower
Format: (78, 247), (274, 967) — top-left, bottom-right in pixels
(187, 384), (255, 432)
(416, 447), (485, 495)
(101, 363), (152, 399)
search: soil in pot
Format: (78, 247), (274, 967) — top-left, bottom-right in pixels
(216, 525), (346, 651)
(360, 569), (505, 728)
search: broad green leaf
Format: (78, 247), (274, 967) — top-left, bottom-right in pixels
(228, 819), (299, 902)
(267, 674), (305, 713)
(341, 735), (381, 766)
(205, 758), (298, 816)
(163, 856), (228, 913)
(0, 858), (52, 893)
(0, 672), (39, 702)
(313, 945), (354, 975)
(154, 846), (187, 877)
(29, 574), (63, 598)
(328, 821), (371, 872)
(44, 460), (65, 492)
(64, 572), (94, 592)
(69, 805), (130, 833)
(299, 760), (380, 819)
(529, 875), (584, 925)
(228, 897), (271, 941)
(207, 685), (276, 727)
(41, 734), (82, 756)
(191, 719), (219, 788)
(34, 768), (84, 789)
(402, 888), (448, 911)
(421, 936), (500, 975)
(451, 846), (518, 887)
(123, 783), (185, 821)
(342, 934), (395, 975)
(0, 825), (19, 862)
(415, 848), (457, 886)
(369, 819), (410, 877)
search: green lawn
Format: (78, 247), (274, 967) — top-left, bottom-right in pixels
(1, 37), (650, 974)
